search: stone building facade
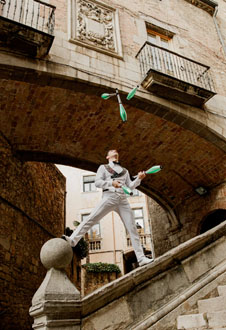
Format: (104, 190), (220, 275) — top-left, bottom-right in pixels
(0, 133), (66, 330)
(0, 0), (226, 327)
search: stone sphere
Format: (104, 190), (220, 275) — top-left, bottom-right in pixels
(40, 238), (73, 269)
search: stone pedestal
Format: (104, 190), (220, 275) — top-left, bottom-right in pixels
(29, 238), (81, 329)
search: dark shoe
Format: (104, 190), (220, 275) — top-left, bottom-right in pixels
(61, 235), (72, 245)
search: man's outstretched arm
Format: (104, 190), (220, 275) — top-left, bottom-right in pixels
(125, 171), (146, 190)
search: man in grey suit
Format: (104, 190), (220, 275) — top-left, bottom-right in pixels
(62, 150), (153, 266)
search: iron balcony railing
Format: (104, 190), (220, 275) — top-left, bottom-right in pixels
(0, 0), (56, 35)
(136, 41), (215, 92)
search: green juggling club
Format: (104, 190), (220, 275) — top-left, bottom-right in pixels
(116, 89), (127, 122)
(101, 93), (116, 100)
(119, 103), (127, 122)
(101, 89), (127, 122)
(120, 185), (133, 196)
(134, 165), (162, 178)
(126, 85), (139, 100)
(145, 165), (162, 174)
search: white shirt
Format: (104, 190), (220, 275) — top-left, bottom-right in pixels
(95, 162), (141, 193)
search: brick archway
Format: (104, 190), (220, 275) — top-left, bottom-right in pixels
(0, 65), (226, 230)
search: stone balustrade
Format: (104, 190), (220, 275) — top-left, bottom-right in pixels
(30, 221), (226, 329)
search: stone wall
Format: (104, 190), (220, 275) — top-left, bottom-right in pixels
(148, 183), (226, 257)
(1, 0), (226, 138)
(81, 267), (120, 297)
(0, 133), (66, 330)
(49, 0), (226, 136)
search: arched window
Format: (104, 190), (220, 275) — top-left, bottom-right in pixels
(199, 209), (226, 234)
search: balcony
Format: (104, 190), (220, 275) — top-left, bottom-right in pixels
(0, 0), (55, 57)
(136, 42), (216, 107)
(89, 238), (102, 251)
(127, 233), (151, 248)
(184, 0), (218, 16)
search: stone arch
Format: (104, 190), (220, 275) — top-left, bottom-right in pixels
(1, 65), (226, 242)
(198, 209), (226, 234)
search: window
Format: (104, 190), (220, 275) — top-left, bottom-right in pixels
(146, 26), (173, 73)
(133, 208), (145, 231)
(81, 214), (101, 239)
(83, 175), (96, 192)
(147, 28), (171, 48)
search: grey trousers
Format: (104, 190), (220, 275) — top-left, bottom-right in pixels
(70, 191), (145, 262)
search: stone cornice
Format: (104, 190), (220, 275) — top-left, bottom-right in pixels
(184, 0), (218, 15)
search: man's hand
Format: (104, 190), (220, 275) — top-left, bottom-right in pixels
(112, 180), (121, 188)
(138, 171), (146, 180)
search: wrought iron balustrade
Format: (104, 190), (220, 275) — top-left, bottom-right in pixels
(0, 0), (55, 35)
(136, 42), (215, 92)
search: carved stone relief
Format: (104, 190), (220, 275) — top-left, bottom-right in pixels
(75, 0), (117, 52)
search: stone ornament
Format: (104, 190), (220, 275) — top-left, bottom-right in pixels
(77, 0), (115, 51)
(40, 237), (73, 269)
(70, 0), (122, 58)
(30, 238), (80, 329)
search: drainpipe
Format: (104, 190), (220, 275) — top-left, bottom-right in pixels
(63, 191), (67, 231)
(213, 5), (226, 57)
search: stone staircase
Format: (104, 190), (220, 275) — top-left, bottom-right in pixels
(177, 285), (226, 329)
(30, 221), (226, 330)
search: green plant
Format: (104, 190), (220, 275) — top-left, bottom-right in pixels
(82, 262), (121, 274)
(73, 237), (89, 259)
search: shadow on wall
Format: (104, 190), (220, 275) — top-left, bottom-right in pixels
(199, 209), (226, 234)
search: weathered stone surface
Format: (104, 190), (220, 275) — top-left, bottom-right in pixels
(177, 313), (207, 329)
(218, 285), (226, 296)
(208, 311), (226, 328)
(0, 134), (66, 330)
(81, 222), (226, 329)
(81, 267), (120, 296)
(31, 267), (80, 304)
(40, 238), (73, 270)
(198, 295), (226, 313)
(148, 183), (226, 257)
(30, 238), (80, 330)
(182, 237), (226, 282)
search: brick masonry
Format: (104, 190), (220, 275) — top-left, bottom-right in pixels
(0, 133), (66, 330)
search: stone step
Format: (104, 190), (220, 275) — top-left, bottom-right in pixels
(208, 311), (226, 328)
(198, 296), (226, 313)
(218, 285), (226, 296)
(177, 313), (207, 329)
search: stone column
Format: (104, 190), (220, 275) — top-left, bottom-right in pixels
(29, 238), (81, 329)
